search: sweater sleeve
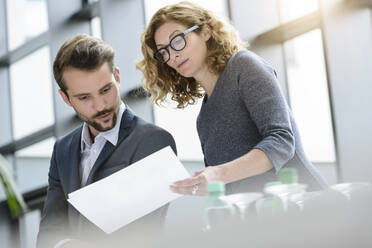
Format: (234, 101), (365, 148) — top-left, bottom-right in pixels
(236, 51), (295, 173)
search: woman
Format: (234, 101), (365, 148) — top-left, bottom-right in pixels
(137, 1), (328, 194)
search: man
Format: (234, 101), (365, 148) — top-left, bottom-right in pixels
(37, 34), (177, 248)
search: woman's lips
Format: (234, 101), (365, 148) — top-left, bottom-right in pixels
(177, 58), (189, 68)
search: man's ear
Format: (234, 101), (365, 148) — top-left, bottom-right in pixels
(58, 89), (72, 107)
(114, 67), (120, 85)
(201, 24), (212, 41)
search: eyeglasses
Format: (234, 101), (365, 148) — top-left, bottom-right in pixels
(154, 25), (199, 64)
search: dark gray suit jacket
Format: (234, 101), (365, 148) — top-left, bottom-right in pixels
(37, 107), (177, 248)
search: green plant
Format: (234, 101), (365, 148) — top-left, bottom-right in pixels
(0, 154), (28, 218)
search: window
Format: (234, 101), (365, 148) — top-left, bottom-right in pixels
(91, 16), (102, 39)
(144, 0), (228, 21)
(283, 29), (336, 163)
(9, 46), (54, 139)
(144, 0), (228, 161)
(0, 186), (5, 202)
(153, 99), (204, 161)
(0, 155), (14, 201)
(6, 0), (48, 50)
(0, 68), (12, 146)
(278, 0), (318, 23)
(15, 137), (55, 193)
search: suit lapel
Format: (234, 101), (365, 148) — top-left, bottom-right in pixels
(85, 106), (136, 185)
(118, 107), (135, 141)
(67, 129), (83, 194)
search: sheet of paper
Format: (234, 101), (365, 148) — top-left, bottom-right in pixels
(67, 146), (190, 234)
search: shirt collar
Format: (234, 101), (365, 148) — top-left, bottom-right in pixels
(81, 102), (126, 152)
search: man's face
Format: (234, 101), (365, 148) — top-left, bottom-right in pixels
(59, 62), (121, 138)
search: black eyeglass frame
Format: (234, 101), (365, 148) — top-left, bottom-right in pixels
(154, 25), (200, 64)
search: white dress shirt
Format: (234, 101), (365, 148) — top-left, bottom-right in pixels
(79, 102), (126, 186)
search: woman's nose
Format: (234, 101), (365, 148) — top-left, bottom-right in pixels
(168, 48), (180, 65)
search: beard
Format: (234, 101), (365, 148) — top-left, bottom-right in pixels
(81, 109), (117, 132)
(76, 97), (121, 132)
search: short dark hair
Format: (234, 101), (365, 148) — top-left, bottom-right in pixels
(53, 34), (115, 96)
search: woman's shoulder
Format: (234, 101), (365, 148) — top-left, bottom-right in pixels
(230, 50), (262, 64)
(229, 50), (275, 75)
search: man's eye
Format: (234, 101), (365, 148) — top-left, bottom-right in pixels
(79, 96), (89, 101)
(102, 86), (111, 94)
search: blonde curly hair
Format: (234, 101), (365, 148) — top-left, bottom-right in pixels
(136, 1), (246, 108)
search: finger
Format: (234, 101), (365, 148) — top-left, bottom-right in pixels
(193, 169), (205, 176)
(172, 174), (206, 187)
(171, 177), (196, 187)
(169, 185), (193, 195)
(170, 184), (207, 196)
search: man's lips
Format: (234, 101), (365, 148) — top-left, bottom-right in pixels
(177, 59), (188, 68)
(96, 112), (112, 121)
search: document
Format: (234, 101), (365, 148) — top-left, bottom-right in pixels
(67, 146), (190, 234)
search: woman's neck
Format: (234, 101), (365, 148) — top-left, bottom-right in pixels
(193, 65), (219, 97)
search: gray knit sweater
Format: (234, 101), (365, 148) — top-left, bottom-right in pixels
(197, 50), (327, 192)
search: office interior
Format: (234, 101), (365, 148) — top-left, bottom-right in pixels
(0, 0), (371, 247)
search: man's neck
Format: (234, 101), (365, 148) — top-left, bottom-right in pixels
(88, 126), (99, 141)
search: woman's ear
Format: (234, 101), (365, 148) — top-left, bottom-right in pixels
(201, 24), (212, 41)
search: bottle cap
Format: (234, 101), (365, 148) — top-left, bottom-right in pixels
(279, 168), (298, 184)
(264, 181), (282, 188)
(207, 181), (225, 193)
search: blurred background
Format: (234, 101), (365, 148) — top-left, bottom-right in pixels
(0, 0), (371, 247)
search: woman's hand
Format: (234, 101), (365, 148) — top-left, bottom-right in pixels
(170, 149), (273, 196)
(170, 166), (226, 196)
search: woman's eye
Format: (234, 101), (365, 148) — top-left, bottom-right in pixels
(174, 38), (183, 45)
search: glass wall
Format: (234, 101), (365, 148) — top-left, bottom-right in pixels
(0, 68), (12, 147)
(278, 0), (319, 23)
(9, 46), (54, 139)
(15, 137), (54, 193)
(0, 155), (14, 202)
(91, 16), (102, 39)
(284, 29), (336, 163)
(6, 0), (48, 50)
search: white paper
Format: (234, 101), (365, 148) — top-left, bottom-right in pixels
(67, 146), (190, 234)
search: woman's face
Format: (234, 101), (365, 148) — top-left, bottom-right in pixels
(154, 21), (211, 78)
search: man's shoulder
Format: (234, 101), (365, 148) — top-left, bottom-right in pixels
(54, 125), (82, 148)
(125, 116), (177, 155)
(132, 117), (171, 137)
(121, 107), (168, 135)
(129, 116), (175, 146)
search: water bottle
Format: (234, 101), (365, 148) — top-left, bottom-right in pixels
(220, 192), (263, 222)
(255, 181), (285, 216)
(266, 168), (307, 212)
(202, 181), (236, 232)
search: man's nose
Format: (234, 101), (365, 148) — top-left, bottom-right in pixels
(93, 96), (106, 112)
